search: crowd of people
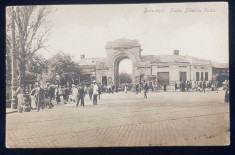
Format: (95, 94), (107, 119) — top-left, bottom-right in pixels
(173, 80), (220, 93)
(29, 80), (102, 111)
(123, 80), (230, 101)
(17, 79), (229, 112)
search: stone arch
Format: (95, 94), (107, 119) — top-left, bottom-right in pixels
(110, 50), (137, 86)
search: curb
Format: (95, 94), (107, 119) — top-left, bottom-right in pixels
(6, 110), (18, 114)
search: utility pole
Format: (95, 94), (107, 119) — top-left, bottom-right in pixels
(10, 7), (18, 109)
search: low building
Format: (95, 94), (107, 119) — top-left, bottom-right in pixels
(69, 38), (228, 89)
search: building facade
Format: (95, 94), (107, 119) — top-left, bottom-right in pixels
(72, 38), (228, 89)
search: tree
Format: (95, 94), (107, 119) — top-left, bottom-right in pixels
(119, 72), (132, 84)
(28, 54), (49, 74)
(40, 51), (77, 86)
(6, 6), (54, 92)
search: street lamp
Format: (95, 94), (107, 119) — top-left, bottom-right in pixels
(10, 7), (18, 109)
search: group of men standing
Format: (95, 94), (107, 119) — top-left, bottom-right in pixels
(30, 83), (55, 111)
(71, 80), (99, 106)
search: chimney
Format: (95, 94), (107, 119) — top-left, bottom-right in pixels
(173, 50), (179, 55)
(80, 54), (85, 59)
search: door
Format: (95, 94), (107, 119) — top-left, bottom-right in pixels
(157, 72), (169, 86)
(180, 72), (187, 82)
(102, 76), (107, 86)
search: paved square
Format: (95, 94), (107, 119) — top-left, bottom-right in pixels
(6, 90), (229, 148)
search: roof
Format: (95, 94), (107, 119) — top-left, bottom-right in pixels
(211, 62), (229, 68)
(141, 55), (188, 63)
(78, 57), (106, 66)
(141, 55), (211, 65)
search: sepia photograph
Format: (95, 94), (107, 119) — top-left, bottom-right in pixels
(5, 2), (229, 148)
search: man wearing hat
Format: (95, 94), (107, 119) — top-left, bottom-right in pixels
(93, 80), (99, 105)
(77, 84), (85, 106)
(35, 83), (45, 111)
(47, 83), (55, 109)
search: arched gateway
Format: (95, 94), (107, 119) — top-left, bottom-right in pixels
(105, 38), (142, 86)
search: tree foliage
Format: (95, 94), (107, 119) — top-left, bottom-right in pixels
(119, 72), (132, 84)
(28, 54), (49, 74)
(39, 51), (77, 86)
(6, 6), (54, 89)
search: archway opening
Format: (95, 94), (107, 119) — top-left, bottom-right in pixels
(117, 58), (132, 89)
(102, 76), (107, 86)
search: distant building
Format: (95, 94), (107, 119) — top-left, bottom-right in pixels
(68, 38), (229, 89)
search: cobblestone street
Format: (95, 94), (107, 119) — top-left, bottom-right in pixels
(6, 90), (230, 148)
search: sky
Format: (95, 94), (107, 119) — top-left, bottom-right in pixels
(38, 2), (228, 73)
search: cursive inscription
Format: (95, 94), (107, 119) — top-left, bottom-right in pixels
(143, 8), (164, 13)
(170, 8), (182, 13)
(144, 7), (216, 14)
(184, 8), (202, 13)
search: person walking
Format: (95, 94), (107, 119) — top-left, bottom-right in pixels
(98, 85), (101, 99)
(60, 86), (66, 104)
(143, 83), (149, 98)
(76, 84), (85, 106)
(163, 82), (167, 92)
(47, 84), (55, 109)
(64, 86), (70, 103)
(215, 81), (219, 93)
(201, 81), (206, 93)
(55, 85), (61, 104)
(136, 84), (139, 94)
(124, 84), (127, 93)
(44, 85), (50, 109)
(174, 82), (177, 91)
(197, 82), (202, 92)
(225, 81), (229, 102)
(108, 84), (111, 94)
(182, 82), (185, 92)
(72, 85), (78, 103)
(35, 83), (45, 111)
(30, 86), (37, 109)
(16, 84), (24, 112)
(112, 85), (115, 94)
(93, 81), (99, 105)
(115, 85), (118, 93)
(88, 86), (93, 100)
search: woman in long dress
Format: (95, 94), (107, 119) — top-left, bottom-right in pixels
(55, 86), (61, 104)
(72, 85), (78, 103)
(225, 82), (229, 102)
(30, 87), (37, 109)
(124, 84), (127, 93)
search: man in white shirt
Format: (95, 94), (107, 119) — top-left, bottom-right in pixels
(93, 81), (99, 105)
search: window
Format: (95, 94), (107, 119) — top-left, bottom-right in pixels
(157, 66), (169, 68)
(201, 72), (203, 81)
(205, 72), (208, 81)
(196, 72), (199, 81)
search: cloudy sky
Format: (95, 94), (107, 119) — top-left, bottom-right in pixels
(39, 2), (228, 73)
